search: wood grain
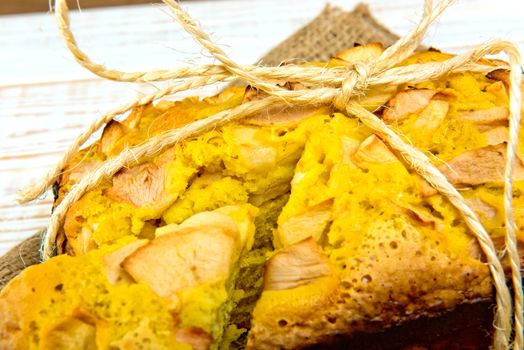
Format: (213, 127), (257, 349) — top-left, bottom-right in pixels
(0, 0), (160, 15)
(1, 0), (523, 255)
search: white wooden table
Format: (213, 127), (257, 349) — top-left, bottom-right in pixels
(1, 0), (523, 255)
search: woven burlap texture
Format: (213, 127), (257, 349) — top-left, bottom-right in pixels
(0, 3), (397, 291)
(0, 231), (43, 290)
(261, 4), (398, 65)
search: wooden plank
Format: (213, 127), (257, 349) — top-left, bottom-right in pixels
(0, 0), (161, 15)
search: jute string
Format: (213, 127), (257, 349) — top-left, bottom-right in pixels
(16, 0), (522, 348)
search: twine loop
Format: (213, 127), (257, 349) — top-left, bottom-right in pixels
(334, 62), (372, 110)
(16, 0), (524, 348)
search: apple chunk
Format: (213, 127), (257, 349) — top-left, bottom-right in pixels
(333, 43), (384, 65)
(458, 106), (508, 125)
(103, 239), (148, 285)
(264, 238), (333, 291)
(383, 89), (436, 123)
(277, 200), (333, 247)
(122, 226), (236, 300)
(439, 143), (524, 186)
(353, 134), (399, 165)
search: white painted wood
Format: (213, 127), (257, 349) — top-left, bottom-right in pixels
(1, 0), (523, 255)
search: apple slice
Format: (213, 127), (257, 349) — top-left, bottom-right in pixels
(122, 227), (236, 300)
(277, 200), (333, 247)
(264, 238), (333, 291)
(465, 197), (497, 221)
(413, 100), (449, 131)
(483, 126), (508, 146)
(439, 143), (524, 186)
(333, 42), (384, 65)
(353, 134), (399, 165)
(382, 89), (436, 123)
(104, 163), (167, 208)
(103, 239), (148, 285)
(458, 106), (508, 126)
(100, 120), (129, 157)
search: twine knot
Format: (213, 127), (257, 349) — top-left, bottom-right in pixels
(334, 62), (371, 111)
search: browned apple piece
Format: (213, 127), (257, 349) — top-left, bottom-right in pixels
(353, 134), (399, 165)
(212, 206), (258, 250)
(418, 176), (438, 197)
(122, 227), (236, 300)
(238, 145), (277, 171)
(100, 120), (128, 157)
(486, 69), (524, 106)
(227, 126), (278, 172)
(104, 163), (166, 208)
(413, 100), (449, 131)
(62, 198), (92, 254)
(458, 106), (508, 126)
(483, 126), (508, 145)
(159, 206), (256, 251)
(159, 210), (240, 246)
(340, 136), (361, 165)
(264, 238), (333, 291)
(177, 212), (237, 234)
(382, 89), (437, 123)
(480, 127), (524, 163)
(439, 143), (524, 186)
(465, 197), (497, 221)
(333, 42), (384, 64)
(357, 86), (397, 112)
(393, 203), (441, 231)
(103, 239), (148, 285)
(277, 199), (333, 246)
(486, 68), (514, 90)
(176, 327), (213, 350)
(420, 143), (524, 197)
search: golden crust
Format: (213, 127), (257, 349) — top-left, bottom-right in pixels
(248, 220), (492, 349)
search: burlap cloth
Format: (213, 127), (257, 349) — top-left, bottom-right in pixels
(0, 3), (398, 291)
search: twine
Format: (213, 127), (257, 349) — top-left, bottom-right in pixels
(16, 0), (522, 348)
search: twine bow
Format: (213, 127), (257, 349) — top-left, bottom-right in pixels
(16, 0), (523, 348)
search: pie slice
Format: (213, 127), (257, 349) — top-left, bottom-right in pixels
(2, 45), (524, 349)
